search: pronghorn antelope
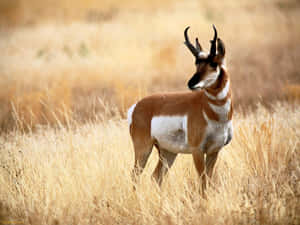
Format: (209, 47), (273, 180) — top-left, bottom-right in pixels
(128, 25), (233, 188)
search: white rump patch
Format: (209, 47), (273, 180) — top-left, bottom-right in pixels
(127, 103), (137, 126)
(151, 115), (189, 153)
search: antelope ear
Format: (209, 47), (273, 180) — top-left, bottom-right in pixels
(217, 38), (225, 59)
(215, 38), (225, 64)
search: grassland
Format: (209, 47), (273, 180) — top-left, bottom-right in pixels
(0, 104), (299, 225)
(0, 0), (300, 224)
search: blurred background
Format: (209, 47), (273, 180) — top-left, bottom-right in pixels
(0, 0), (299, 132)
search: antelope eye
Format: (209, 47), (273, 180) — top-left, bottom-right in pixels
(210, 62), (218, 68)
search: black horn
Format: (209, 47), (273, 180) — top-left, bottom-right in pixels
(209, 24), (218, 58)
(184, 26), (200, 58)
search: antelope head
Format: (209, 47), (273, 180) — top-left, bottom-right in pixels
(184, 25), (226, 90)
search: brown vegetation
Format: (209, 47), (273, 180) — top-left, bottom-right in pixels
(0, 0), (300, 224)
(0, 0), (299, 131)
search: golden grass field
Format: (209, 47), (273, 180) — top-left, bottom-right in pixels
(0, 104), (299, 225)
(0, 0), (300, 224)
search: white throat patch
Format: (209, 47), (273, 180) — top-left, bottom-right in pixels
(193, 67), (220, 89)
(205, 80), (230, 100)
(209, 98), (231, 122)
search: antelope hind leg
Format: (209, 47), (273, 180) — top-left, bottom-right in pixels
(152, 148), (177, 186)
(131, 140), (153, 183)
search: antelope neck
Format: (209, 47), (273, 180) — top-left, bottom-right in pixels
(204, 67), (229, 102)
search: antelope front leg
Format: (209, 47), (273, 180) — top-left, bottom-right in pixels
(205, 151), (219, 185)
(192, 150), (206, 193)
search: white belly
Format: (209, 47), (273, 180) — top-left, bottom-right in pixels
(151, 115), (191, 153)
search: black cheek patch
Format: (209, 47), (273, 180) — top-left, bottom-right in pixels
(188, 73), (200, 90)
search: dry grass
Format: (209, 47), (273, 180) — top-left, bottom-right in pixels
(0, 2), (300, 223)
(0, 103), (299, 225)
